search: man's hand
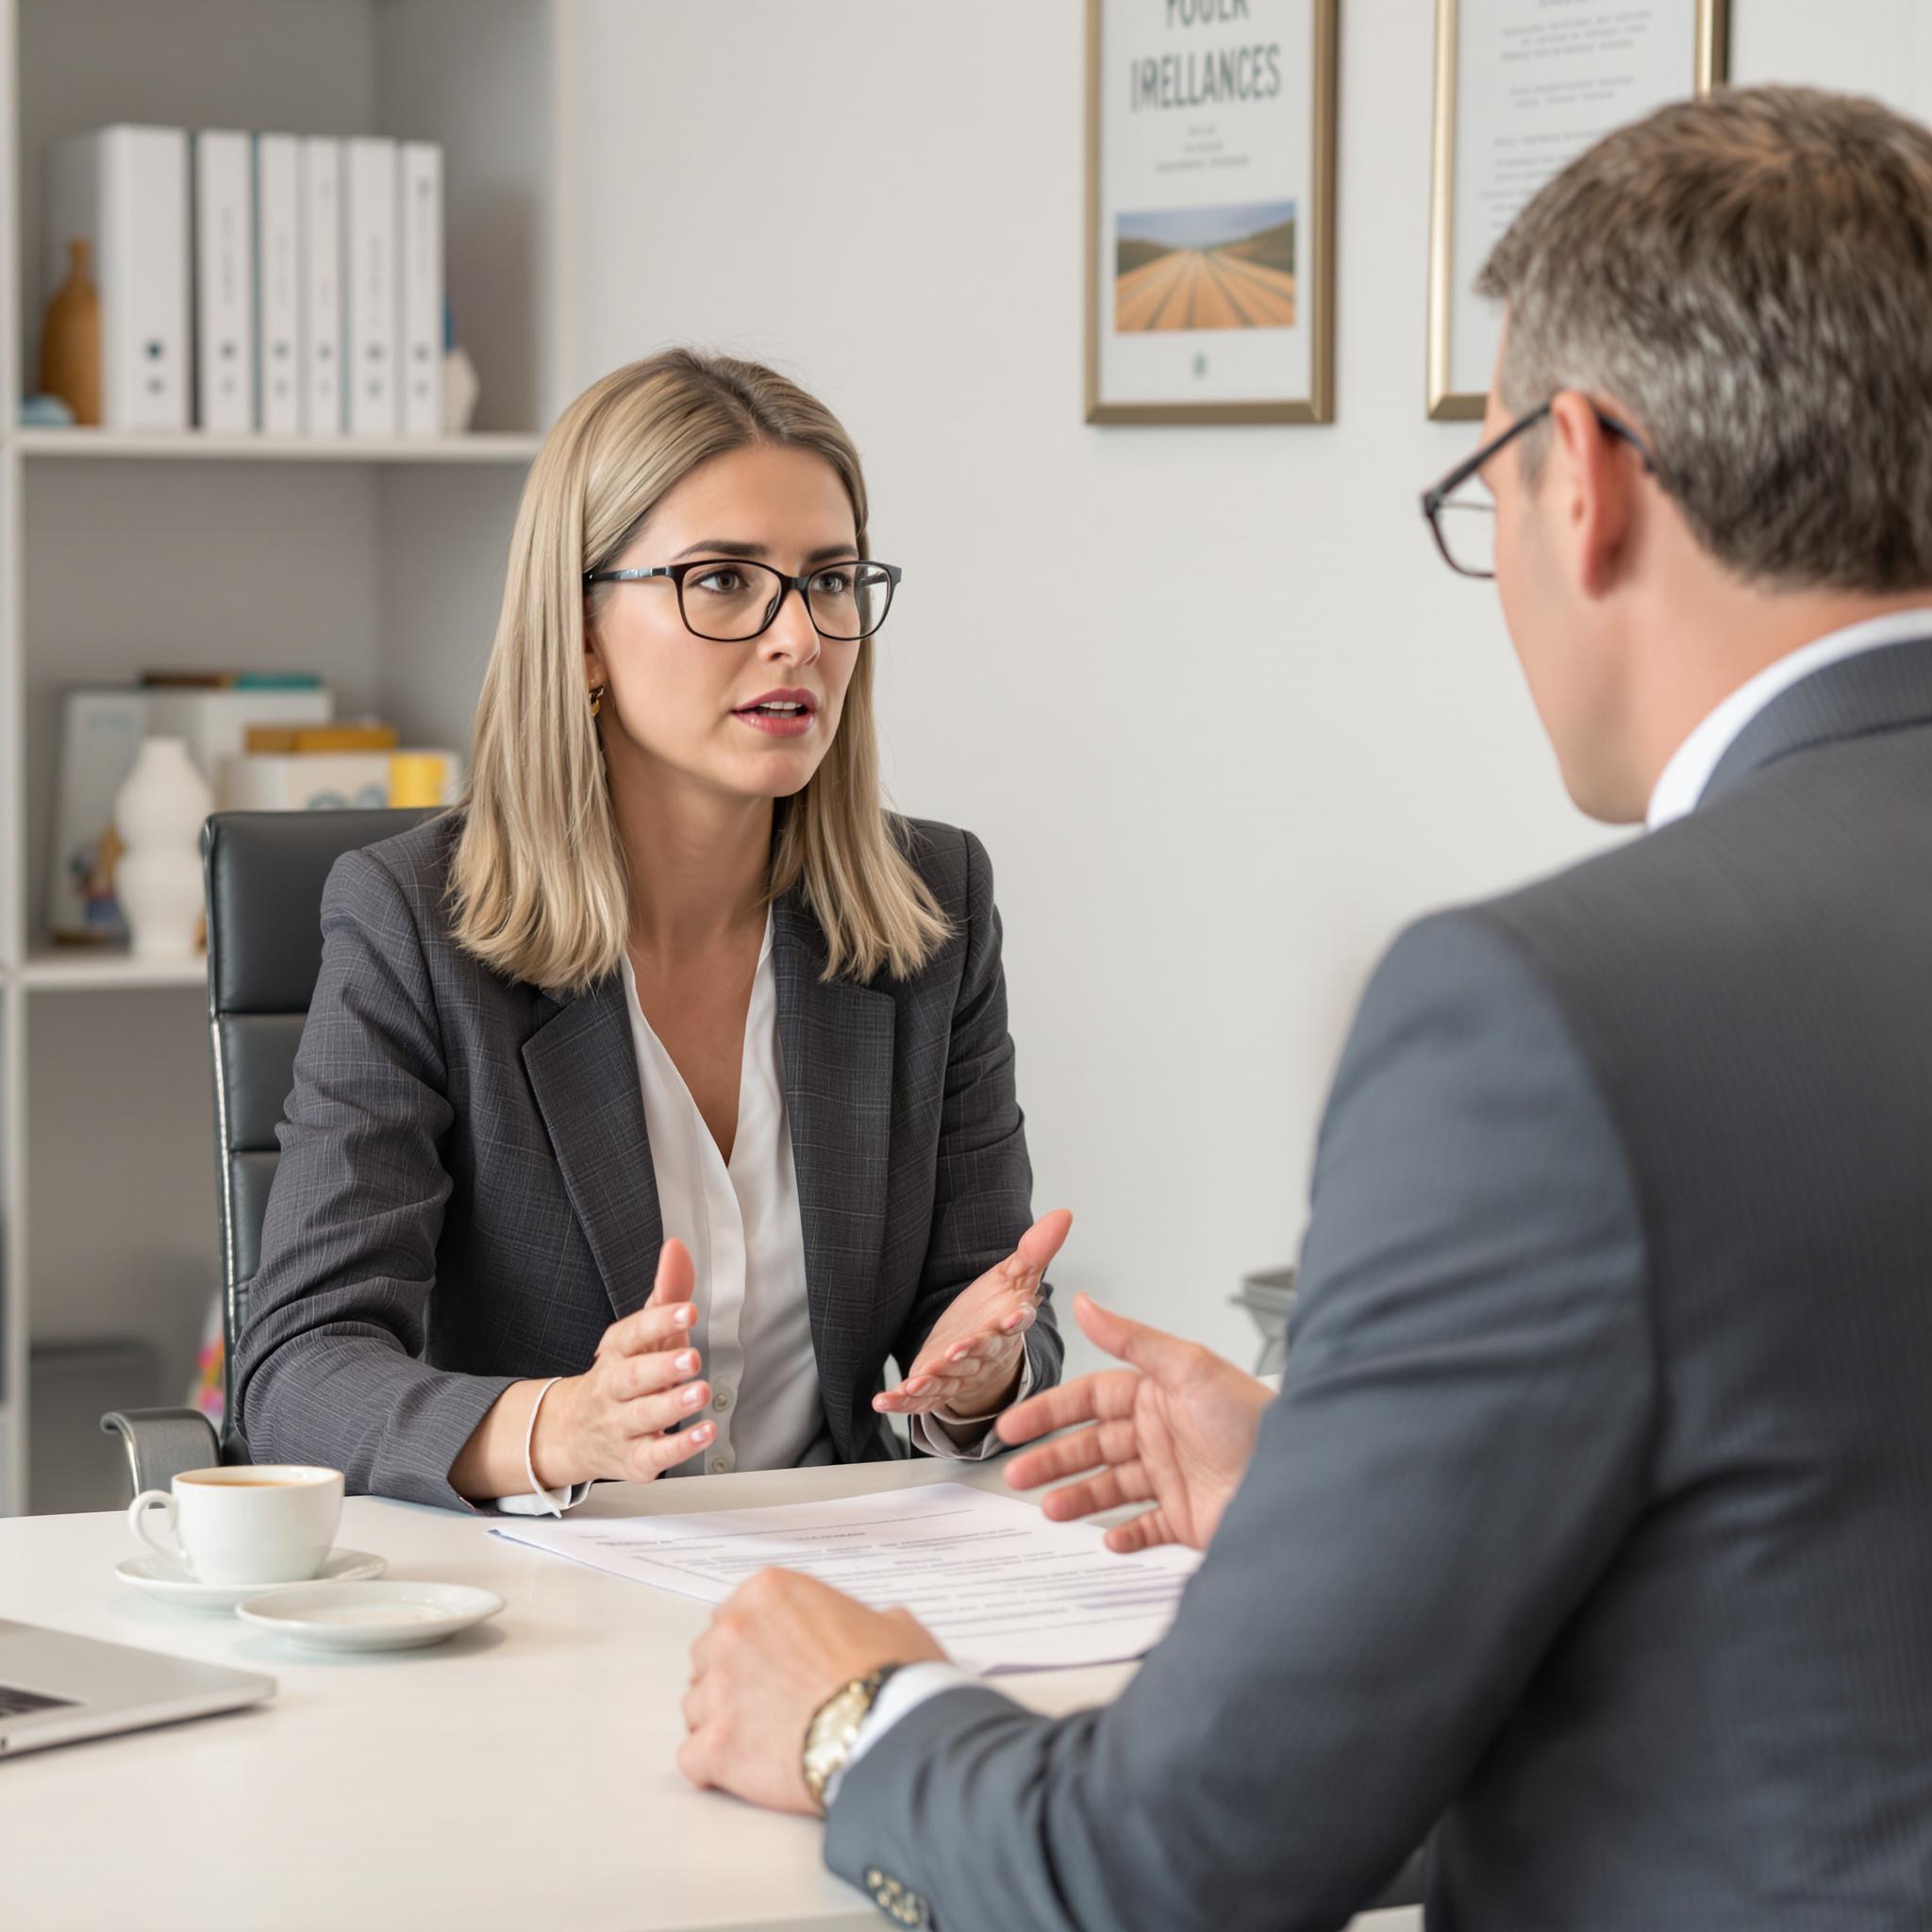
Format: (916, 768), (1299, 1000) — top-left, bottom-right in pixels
(677, 1570), (947, 1813)
(874, 1209), (1073, 1420)
(998, 1292), (1273, 1554)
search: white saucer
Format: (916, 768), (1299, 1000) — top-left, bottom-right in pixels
(114, 1547), (387, 1612)
(234, 1580), (504, 1652)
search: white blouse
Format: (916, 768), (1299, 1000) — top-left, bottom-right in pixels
(499, 910), (1023, 1513)
(626, 913), (821, 1476)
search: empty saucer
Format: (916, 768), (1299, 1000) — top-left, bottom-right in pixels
(234, 1581), (504, 1652)
(115, 1547), (387, 1612)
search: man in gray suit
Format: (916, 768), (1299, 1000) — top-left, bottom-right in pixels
(675, 87), (1932, 1928)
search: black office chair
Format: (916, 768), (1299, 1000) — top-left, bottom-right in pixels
(101, 808), (439, 1497)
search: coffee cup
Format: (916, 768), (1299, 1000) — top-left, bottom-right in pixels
(126, 1465), (344, 1585)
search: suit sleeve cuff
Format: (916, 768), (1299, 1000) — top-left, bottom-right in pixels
(907, 1348), (1035, 1460)
(490, 1481), (593, 1515)
(823, 1660), (981, 1809)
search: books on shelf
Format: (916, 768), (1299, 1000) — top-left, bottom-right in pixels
(42, 125), (191, 431)
(44, 678), (335, 944)
(142, 684), (336, 786)
(41, 124), (452, 442)
(221, 746), (462, 812)
(43, 677), (460, 945)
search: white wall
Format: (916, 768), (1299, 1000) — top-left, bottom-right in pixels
(558, 0), (1924, 1373)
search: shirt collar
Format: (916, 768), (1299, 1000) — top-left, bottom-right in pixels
(1646, 608), (1932, 831)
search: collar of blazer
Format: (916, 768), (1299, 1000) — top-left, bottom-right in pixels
(520, 891), (897, 1457)
(1701, 630), (1932, 814)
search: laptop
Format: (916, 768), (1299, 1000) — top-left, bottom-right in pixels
(0, 1619), (274, 1757)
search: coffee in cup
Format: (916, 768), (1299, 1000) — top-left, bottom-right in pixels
(126, 1465), (344, 1585)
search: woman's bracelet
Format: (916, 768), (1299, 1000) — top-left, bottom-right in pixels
(524, 1376), (566, 1518)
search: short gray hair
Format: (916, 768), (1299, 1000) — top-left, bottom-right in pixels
(1479, 86), (1932, 594)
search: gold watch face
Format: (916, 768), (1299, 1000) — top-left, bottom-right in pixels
(804, 1675), (881, 1809)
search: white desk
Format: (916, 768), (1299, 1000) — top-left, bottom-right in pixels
(3, 1456), (1422, 1931)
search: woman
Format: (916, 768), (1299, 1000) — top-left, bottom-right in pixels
(233, 350), (1067, 1512)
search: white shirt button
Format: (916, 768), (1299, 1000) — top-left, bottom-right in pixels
(712, 1387), (733, 1412)
(709, 1456), (732, 1474)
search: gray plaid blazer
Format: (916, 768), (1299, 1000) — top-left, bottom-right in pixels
(231, 812), (1061, 1510)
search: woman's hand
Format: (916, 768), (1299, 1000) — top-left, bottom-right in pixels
(534, 1239), (718, 1486)
(874, 1209), (1073, 1421)
(997, 1291), (1273, 1554)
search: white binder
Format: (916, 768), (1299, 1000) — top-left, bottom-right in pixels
(192, 129), (256, 431)
(254, 134), (301, 434)
(299, 137), (343, 437)
(342, 137), (399, 436)
(398, 142), (444, 438)
(42, 125), (190, 430)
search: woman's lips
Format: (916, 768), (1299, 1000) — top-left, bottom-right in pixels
(732, 699), (817, 738)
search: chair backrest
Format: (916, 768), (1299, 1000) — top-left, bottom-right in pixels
(203, 808), (438, 1448)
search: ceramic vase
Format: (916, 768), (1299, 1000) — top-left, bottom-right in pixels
(112, 738), (212, 958)
(40, 237), (102, 426)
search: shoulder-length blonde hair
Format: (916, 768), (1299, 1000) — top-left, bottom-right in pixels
(450, 349), (949, 992)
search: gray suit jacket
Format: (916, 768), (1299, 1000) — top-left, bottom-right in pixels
(232, 813), (1061, 1510)
(829, 639), (1932, 1930)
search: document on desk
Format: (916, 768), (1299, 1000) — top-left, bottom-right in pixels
(490, 1483), (1201, 1675)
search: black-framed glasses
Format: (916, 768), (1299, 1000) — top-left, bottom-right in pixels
(582, 557), (903, 642)
(1421, 398), (1660, 579)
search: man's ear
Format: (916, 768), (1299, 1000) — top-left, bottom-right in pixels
(1546, 391), (1638, 600)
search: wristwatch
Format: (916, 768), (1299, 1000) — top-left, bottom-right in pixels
(802, 1664), (904, 1817)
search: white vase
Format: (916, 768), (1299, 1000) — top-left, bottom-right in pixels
(112, 736), (212, 958)
(441, 342), (479, 434)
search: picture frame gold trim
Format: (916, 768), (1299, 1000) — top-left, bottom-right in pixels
(1425, 0), (1730, 422)
(1084, 0), (1338, 426)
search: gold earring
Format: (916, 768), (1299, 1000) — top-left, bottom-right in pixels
(589, 683), (606, 719)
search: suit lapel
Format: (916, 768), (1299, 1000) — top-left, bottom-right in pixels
(772, 896), (896, 1457)
(523, 975), (663, 1324)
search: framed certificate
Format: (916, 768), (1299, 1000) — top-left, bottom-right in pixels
(1427, 0), (1728, 420)
(1085, 0), (1338, 425)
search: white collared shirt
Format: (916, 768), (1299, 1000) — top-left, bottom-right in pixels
(499, 909), (1024, 1512)
(1646, 608), (1932, 829)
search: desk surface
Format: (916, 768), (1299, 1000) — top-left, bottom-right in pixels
(3, 1456), (1421, 1932)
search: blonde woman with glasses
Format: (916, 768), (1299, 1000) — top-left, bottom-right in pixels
(232, 350), (1068, 1512)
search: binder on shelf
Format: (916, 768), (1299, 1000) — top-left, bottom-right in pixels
(192, 129), (256, 432)
(299, 137), (343, 437)
(254, 134), (301, 435)
(398, 142), (444, 438)
(42, 125), (190, 431)
(342, 137), (399, 436)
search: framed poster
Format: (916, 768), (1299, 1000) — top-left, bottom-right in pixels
(1085, 0), (1338, 425)
(1427, 0), (1729, 420)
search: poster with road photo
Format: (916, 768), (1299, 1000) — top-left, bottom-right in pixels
(1087, 0), (1335, 423)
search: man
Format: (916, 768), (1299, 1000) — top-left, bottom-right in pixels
(675, 87), (1932, 1929)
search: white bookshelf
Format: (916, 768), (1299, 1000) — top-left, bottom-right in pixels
(0, 0), (568, 1513)
(11, 427), (545, 462)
